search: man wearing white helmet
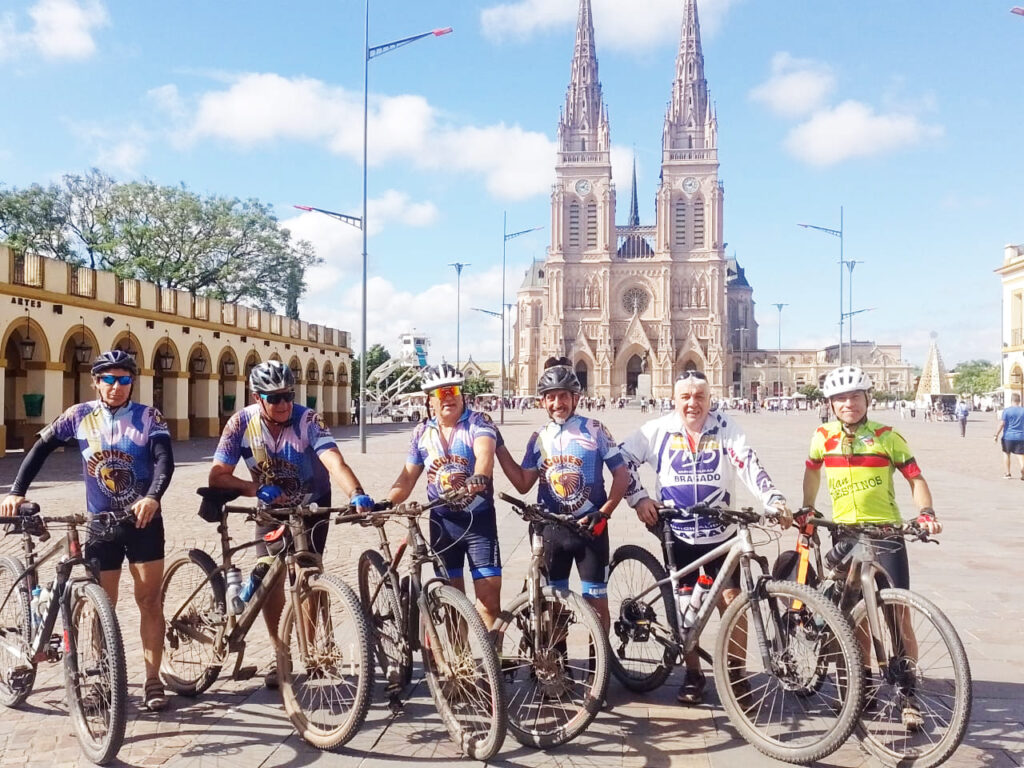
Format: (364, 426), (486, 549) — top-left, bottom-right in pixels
(387, 363), (501, 627)
(803, 365), (940, 730)
(209, 359), (373, 687)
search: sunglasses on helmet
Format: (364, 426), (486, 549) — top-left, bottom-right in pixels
(97, 374), (134, 386)
(676, 370), (707, 381)
(259, 391), (295, 405)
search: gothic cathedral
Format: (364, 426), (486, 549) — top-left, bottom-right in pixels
(514, 0), (756, 399)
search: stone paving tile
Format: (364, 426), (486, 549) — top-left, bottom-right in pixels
(1, 408), (1021, 766)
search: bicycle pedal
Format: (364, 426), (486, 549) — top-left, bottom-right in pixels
(9, 666), (33, 691)
(387, 693), (405, 715)
(233, 665), (258, 681)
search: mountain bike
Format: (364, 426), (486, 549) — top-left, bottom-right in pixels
(786, 511), (971, 768)
(355, 495), (506, 760)
(607, 503), (864, 765)
(160, 488), (372, 751)
(492, 492), (609, 749)
(0, 503), (128, 765)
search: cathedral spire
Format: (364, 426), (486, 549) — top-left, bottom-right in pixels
(663, 0), (713, 153)
(559, 0), (610, 158)
(628, 154), (640, 226)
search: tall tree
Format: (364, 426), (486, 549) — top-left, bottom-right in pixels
(952, 360), (999, 396)
(351, 344), (391, 399)
(0, 183), (74, 261)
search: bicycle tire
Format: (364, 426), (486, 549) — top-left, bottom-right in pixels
(492, 586), (609, 749)
(606, 544), (676, 692)
(160, 551), (226, 696)
(277, 572), (373, 751)
(850, 588), (971, 768)
(420, 583), (507, 760)
(64, 581), (128, 766)
(356, 549), (412, 690)
(714, 579), (864, 765)
(0, 555), (34, 706)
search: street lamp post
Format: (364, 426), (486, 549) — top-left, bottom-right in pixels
(297, 15), (451, 454)
(799, 206), (845, 364)
(772, 303), (788, 398)
(450, 262), (470, 370)
(845, 259), (863, 353)
(471, 306), (502, 412)
(502, 213), (543, 425)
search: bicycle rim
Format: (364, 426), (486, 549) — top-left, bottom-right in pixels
(65, 582), (127, 765)
(420, 584), (506, 760)
(356, 549), (411, 689)
(715, 580), (863, 764)
(160, 553), (226, 696)
(278, 573), (373, 751)
(851, 588), (972, 768)
(494, 587), (609, 749)
(0, 555), (34, 706)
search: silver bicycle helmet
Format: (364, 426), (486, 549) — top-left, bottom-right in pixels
(822, 365), (873, 398)
(91, 349), (139, 376)
(249, 360), (295, 393)
(421, 363), (464, 393)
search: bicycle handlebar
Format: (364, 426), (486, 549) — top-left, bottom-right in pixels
(794, 507), (934, 543)
(655, 503), (771, 527)
(497, 492), (584, 531)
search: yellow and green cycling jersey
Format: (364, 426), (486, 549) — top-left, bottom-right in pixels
(806, 420), (922, 524)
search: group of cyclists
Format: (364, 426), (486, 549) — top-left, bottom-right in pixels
(1, 346), (942, 729)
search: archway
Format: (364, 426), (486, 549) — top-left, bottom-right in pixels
(1011, 364), (1023, 403)
(574, 360), (589, 394)
(626, 354), (644, 396)
(60, 325), (98, 410)
(243, 350), (262, 406)
(151, 339), (180, 415)
(2, 316), (52, 450)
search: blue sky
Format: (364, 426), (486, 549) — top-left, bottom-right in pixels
(2, 0), (1022, 370)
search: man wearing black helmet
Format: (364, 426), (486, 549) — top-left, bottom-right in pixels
(209, 359), (373, 686)
(496, 356), (627, 631)
(387, 363), (501, 627)
(2, 349), (175, 711)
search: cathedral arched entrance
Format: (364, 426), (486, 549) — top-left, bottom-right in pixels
(575, 360), (589, 393)
(626, 354), (644, 396)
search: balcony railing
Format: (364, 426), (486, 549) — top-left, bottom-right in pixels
(117, 277), (141, 307)
(158, 288), (177, 314)
(192, 295), (209, 320)
(664, 148), (718, 162)
(70, 266), (96, 298)
(12, 251), (43, 287)
(616, 226), (656, 259)
(221, 303), (236, 325)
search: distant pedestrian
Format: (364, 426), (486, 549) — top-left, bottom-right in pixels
(818, 399), (830, 424)
(954, 399), (970, 438)
(994, 393), (1024, 479)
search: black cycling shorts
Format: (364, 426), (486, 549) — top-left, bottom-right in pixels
(656, 528), (740, 591)
(544, 522), (609, 598)
(86, 515), (165, 572)
(832, 532), (910, 590)
(430, 509), (502, 580)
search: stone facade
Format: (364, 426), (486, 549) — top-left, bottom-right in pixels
(0, 245), (352, 456)
(997, 243), (1024, 406)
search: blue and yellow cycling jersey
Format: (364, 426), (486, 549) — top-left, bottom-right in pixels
(214, 404), (336, 506)
(43, 400), (171, 514)
(406, 408), (497, 516)
(521, 414), (624, 518)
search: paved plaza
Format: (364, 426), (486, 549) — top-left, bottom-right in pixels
(0, 405), (1020, 767)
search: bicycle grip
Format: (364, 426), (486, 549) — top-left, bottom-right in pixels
(498, 492), (527, 509)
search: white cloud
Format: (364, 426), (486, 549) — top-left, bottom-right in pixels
(66, 119), (148, 175)
(0, 0), (107, 61)
(165, 72), (556, 201)
(784, 100), (943, 167)
(748, 53), (836, 118)
(480, 0), (737, 49)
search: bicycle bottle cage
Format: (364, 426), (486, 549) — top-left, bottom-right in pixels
(196, 487), (241, 523)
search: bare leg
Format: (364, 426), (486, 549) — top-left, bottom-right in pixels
(128, 559), (165, 683)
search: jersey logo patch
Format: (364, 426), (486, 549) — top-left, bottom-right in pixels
(427, 454), (472, 510)
(86, 449), (138, 505)
(541, 455), (590, 514)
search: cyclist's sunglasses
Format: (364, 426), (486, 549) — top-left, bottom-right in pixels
(677, 370), (707, 381)
(97, 374), (133, 386)
(259, 391), (295, 405)
(431, 385), (462, 399)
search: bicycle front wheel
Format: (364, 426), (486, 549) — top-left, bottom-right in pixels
(160, 551), (226, 696)
(277, 572), (373, 751)
(606, 544), (676, 692)
(64, 581), (128, 766)
(357, 549), (412, 690)
(420, 583), (506, 760)
(0, 555), (34, 706)
(851, 588), (971, 768)
(492, 586), (609, 749)
(715, 579), (863, 765)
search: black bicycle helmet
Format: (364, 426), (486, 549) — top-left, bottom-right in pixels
(537, 364), (581, 395)
(249, 360), (295, 393)
(91, 349), (139, 376)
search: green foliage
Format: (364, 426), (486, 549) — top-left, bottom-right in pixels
(798, 384), (822, 400)
(351, 344), (391, 398)
(952, 359), (999, 396)
(0, 170), (319, 312)
(463, 374), (494, 397)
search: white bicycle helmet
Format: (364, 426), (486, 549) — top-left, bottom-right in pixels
(249, 360), (295, 393)
(420, 363), (464, 393)
(822, 365), (873, 399)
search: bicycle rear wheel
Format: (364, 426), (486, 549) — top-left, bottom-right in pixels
(0, 555), (34, 706)
(851, 588), (971, 768)
(64, 581), (127, 766)
(492, 586), (609, 749)
(160, 551), (226, 696)
(715, 579), (863, 765)
(357, 549), (412, 690)
(606, 545), (676, 692)
(420, 583), (506, 760)
(278, 573), (373, 751)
